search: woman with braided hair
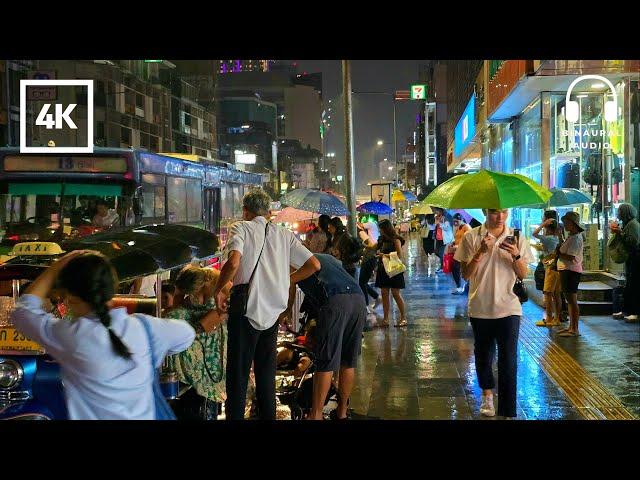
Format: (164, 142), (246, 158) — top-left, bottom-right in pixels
(11, 250), (196, 419)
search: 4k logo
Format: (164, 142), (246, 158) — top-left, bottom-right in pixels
(20, 79), (93, 153)
(35, 103), (78, 129)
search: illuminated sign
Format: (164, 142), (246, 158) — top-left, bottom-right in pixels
(411, 84), (426, 100)
(454, 95), (476, 158)
(235, 153), (257, 165)
(4, 155), (128, 173)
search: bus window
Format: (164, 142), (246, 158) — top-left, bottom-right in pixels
(167, 177), (187, 223)
(186, 179), (202, 223)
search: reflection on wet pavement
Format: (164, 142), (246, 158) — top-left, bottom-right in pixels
(351, 234), (639, 420)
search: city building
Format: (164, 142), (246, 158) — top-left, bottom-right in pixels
(1, 60), (219, 158)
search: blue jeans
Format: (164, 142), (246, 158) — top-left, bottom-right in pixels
(470, 315), (520, 417)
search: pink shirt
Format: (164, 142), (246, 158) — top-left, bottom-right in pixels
(557, 233), (584, 273)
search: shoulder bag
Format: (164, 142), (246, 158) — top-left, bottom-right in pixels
(228, 222), (270, 317)
(137, 315), (176, 420)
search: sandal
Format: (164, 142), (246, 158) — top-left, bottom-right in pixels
(395, 319), (408, 327)
(558, 331), (580, 337)
(380, 319), (390, 328)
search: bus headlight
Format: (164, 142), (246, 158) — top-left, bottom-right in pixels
(0, 360), (23, 389)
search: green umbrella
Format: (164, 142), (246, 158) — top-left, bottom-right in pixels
(424, 170), (552, 209)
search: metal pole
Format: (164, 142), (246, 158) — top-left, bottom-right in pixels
(393, 100), (398, 185)
(341, 60), (357, 237)
(5, 60), (12, 145)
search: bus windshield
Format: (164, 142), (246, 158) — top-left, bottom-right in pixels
(0, 190), (133, 251)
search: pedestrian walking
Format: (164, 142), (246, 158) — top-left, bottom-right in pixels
(280, 254), (367, 420)
(556, 211), (584, 337)
(357, 221), (381, 311)
(374, 219), (407, 328)
(304, 214), (332, 254)
(449, 213), (471, 295)
(455, 208), (534, 418)
(11, 251), (195, 419)
(611, 203), (640, 323)
(532, 212), (564, 326)
(434, 208), (453, 272)
(213, 189), (320, 420)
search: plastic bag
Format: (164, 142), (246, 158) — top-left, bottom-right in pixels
(442, 253), (454, 274)
(382, 251), (406, 278)
(608, 233), (629, 264)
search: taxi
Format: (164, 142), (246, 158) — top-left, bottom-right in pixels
(0, 242), (68, 420)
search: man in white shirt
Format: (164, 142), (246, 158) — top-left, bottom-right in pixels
(214, 189), (320, 420)
(454, 208), (533, 418)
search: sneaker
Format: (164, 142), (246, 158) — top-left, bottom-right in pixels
(480, 395), (495, 417)
(613, 311), (625, 319)
(367, 305), (375, 315)
(624, 315), (639, 323)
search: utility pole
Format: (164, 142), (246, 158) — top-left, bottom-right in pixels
(341, 60), (357, 238)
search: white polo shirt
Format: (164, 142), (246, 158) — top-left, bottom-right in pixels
(224, 216), (313, 330)
(454, 224), (534, 319)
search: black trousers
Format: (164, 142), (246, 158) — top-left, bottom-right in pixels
(435, 239), (446, 264)
(452, 259), (462, 288)
(359, 256), (379, 304)
(226, 314), (278, 420)
(625, 251), (640, 315)
(470, 316), (520, 417)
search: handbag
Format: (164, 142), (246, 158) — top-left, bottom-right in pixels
(137, 315), (176, 420)
(607, 232), (629, 264)
(442, 252), (454, 273)
(534, 260), (546, 291)
(382, 251), (407, 278)
(229, 222), (270, 317)
(512, 229), (529, 304)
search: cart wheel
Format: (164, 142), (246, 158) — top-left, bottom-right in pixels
(290, 405), (304, 420)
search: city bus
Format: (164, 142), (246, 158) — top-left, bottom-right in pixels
(0, 147), (263, 256)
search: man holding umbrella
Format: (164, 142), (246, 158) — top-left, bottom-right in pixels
(455, 209), (534, 418)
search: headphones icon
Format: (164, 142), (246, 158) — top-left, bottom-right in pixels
(565, 75), (618, 123)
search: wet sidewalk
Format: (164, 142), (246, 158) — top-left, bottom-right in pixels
(350, 234), (640, 420)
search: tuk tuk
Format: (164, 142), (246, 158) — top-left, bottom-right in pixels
(0, 225), (219, 420)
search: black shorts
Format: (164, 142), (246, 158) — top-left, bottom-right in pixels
(560, 270), (581, 294)
(313, 293), (367, 372)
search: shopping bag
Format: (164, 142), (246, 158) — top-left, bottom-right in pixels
(442, 253), (454, 274)
(382, 251), (407, 278)
(607, 233), (629, 264)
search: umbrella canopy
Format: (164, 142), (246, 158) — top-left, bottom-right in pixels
(451, 208), (486, 223)
(424, 169), (552, 209)
(62, 225), (218, 281)
(280, 189), (350, 216)
(402, 190), (418, 202)
(391, 190), (406, 202)
(357, 201), (393, 215)
(273, 207), (315, 223)
(524, 188), (593, 208)
(410, 203), (434, 215)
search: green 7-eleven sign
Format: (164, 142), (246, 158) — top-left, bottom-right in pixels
(411, 84), (426, 100)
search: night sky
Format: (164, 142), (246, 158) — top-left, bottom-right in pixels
(294, 60), (425, 195)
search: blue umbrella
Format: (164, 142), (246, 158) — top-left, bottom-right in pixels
(357, 201), (393, 215)
(402, 190), (418, 202)
(524, 188), (592, 208)
(280, 189), (350, 216)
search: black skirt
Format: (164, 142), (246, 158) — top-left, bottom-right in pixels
(375, 259), (405, 289)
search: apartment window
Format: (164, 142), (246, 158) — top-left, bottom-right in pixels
(121, 127), (131, 144)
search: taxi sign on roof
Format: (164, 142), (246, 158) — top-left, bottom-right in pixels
(11, 242), (65, 256)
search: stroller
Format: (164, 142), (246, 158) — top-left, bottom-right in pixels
(275, 296), (340, 420)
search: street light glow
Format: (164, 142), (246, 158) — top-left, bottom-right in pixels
(377, 140), (384, 146)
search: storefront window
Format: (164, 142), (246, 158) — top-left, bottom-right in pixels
(550, 80), (626, 270)
(513, 99), (543, 239)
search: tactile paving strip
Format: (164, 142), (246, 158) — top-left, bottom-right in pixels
(519, 318), (637, 420)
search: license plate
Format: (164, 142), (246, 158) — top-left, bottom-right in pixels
(0, 327), (44, 353)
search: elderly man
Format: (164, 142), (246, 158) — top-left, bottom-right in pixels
(214, 189), (320, 420)
(454, 208), (534, 418)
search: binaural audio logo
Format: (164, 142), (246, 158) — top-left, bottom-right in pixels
(20, 79), (93, 153)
